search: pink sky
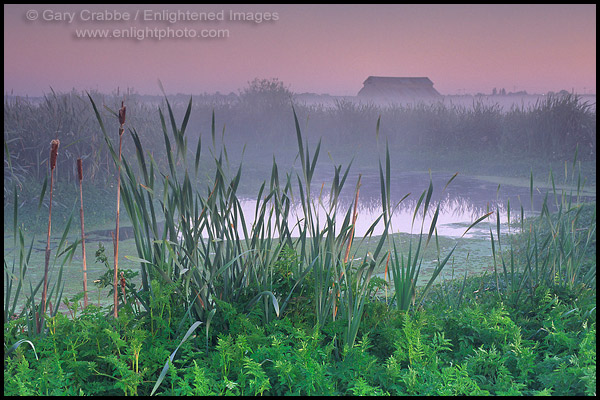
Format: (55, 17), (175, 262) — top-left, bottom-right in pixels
(3, 4), (596, 96)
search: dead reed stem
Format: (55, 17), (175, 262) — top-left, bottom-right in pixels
(77, 158), (88, 308)
(113, 102), (126, 318)
(40, 139), (59, 333)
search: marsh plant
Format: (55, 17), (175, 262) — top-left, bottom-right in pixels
(112, 101), (127, 318)
(85, 93), (493, 348)
(3, 91), (595, 396)
(488, 154), (596, 305)
(76, 158), (88, 308)
(39, 140), (60, 333)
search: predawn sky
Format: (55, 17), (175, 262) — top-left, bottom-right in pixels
(3, 4), (596, 96)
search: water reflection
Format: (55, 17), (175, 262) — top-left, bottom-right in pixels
(234, 171), (593, 239)
(90, 171), (593, 241)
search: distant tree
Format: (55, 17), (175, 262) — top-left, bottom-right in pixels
(238, 78), (293, 111)
(236, 78), (295, 144)
(492, 88), (497, 96)
(500, 88), (506, 96)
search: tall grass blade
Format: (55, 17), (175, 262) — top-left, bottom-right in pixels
(5, 339), (39, 361)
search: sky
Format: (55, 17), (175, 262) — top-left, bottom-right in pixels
(3, 4), (596, 96)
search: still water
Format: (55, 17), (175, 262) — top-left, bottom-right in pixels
(88, 171), (592, 241)
(217, 171), (591, 240)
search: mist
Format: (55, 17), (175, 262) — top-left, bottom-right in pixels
(4, 78), (596, 240)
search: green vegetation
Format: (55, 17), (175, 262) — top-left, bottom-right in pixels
(4, 89), (596, 395)
(4, 276), (596, 395)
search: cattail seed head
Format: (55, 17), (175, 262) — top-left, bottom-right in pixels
(77, 158), (83, 181)
(118, 101), (126, 126)
(50, 139), (60, 170)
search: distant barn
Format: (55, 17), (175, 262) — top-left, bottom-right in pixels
(357, 76), (441, 100)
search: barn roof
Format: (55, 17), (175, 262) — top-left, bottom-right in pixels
(358, 76), (441, 98)
(362, 76), (434, 85)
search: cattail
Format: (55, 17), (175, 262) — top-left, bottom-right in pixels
(50, 139), (60, 170)
(118, 102), (126, 135)
(119, 101), (126, 126)
(120, 271), (127, 304)
(77, 158), (83, 181)
(77, 158), (88, 308)
(40, 139), (60, 333)
(114, 101), (126, 318)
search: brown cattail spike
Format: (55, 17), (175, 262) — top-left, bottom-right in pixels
(77, 158), (83, 181)
(118, 101), (126, 126)
(50, 139), (60, 170)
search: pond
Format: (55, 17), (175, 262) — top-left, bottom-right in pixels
(88, 170), (593, 242)
(226, 170), (594, 240)
(6, 170), (593, 308)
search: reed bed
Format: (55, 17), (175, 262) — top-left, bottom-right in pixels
(84, 94), (495, 347)
(490, 158), (596, 305)
(4, 92), (595, 334)
(3, 91), (595, 396)
(4, 85), (595, 202)
(5, 164), (78, 336)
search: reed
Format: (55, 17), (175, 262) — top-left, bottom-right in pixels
(4, 180), (79, 338)
(113, 101), (126, 318)
(77, 158), (88, 308)
(39, 139), (59, 332)
(492, 155), (596, 306)
(4, 186), (35, 327)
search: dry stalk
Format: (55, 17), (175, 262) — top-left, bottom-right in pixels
(40, 139), (59, 333)
(77, 158), (88, 308)
(113, 101), (126, 318)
